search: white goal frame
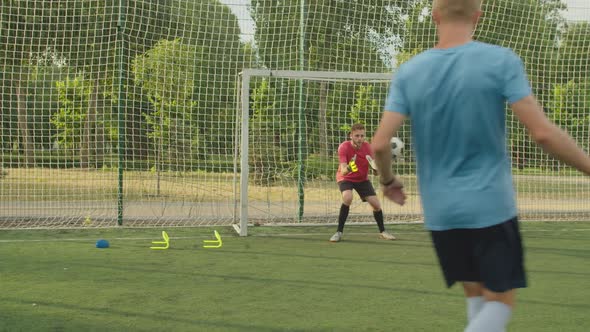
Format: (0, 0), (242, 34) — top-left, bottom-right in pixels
(234, 69), (393, 236)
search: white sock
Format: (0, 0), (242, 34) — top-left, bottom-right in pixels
(464, 301), (512, 332)
(466, 296), (485, 322)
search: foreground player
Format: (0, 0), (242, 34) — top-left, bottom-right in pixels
(371, 0), (590, 331)
(329, 123), (396, 242)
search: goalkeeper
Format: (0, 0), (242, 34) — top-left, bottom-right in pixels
(329, 123), (396, 242)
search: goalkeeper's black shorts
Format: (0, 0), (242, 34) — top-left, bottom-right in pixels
(337, 180), (376, 201)
(430, 217), (527, 292)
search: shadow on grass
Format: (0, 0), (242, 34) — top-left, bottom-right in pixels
(0, 296), (310, 332)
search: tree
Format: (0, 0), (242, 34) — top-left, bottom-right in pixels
(401, 0), (565, 98)
(132, 39), (200, 171)
(52, 75), (93, 150)
(557, 22), (590, 83)
(1, 0), (246, 167)
(401, 0), (568, 169)
(0, 0), (118, 164)
(347, 85), (382, 133)
(167, 0), (246, 155)
(251, 0), (408, 71)
(250, 0), (411, 158)
(249, 78), (286, 185)
(548, 80), (590, 149)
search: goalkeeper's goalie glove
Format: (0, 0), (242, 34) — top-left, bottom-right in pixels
(347, 155), (358, 173)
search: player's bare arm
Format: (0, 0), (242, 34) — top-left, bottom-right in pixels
(372, 111), (406, 183)
(372, 111), (407, 205)
(512, 95), (590, 175)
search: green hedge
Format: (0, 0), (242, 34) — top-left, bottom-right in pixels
(0, 153), (237, 172)
(2, 154), (83, 168)
(1, 152), (418, 176)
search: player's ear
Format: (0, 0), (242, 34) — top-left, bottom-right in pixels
(432, 9), (441, 25)
(472, 10), (482, 25)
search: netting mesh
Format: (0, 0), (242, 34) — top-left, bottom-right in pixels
(1, 0), (589, 229)
(239, 71), (416, 228)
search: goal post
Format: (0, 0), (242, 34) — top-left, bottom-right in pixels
(235, 69), (418, 236)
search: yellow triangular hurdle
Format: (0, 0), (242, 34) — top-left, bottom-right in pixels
(150, 231), (170, 250)
(203, 230), (222, 248)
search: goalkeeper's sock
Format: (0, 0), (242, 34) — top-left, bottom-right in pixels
(466, 296), (485, 322)
(373, 210), (385, 232)
(464, 301), (512, 332)
(337, 204), (350, 232)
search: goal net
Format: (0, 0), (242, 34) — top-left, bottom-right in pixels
(234, 69), (417, 235)
(1, 0), (589, 232)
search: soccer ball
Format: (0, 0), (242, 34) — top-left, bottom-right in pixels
(390, 137), (404, 159)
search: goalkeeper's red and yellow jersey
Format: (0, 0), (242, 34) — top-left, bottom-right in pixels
(336, 141), (373, 183)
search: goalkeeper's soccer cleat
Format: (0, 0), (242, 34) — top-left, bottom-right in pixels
(379, 231), (396, 240)
(329, 231), (343, 242)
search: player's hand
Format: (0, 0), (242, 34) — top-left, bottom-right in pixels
(381, 178), (406, 206)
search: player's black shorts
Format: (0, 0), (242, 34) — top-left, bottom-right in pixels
(430, 217), (527, 293)
(337, 180), (376, 201)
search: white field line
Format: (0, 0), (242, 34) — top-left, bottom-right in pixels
(242, 228), (590, 237)
(0, 236), (205, 243)
(0, 227), (589, 243)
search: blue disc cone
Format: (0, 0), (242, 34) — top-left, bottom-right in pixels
(96, 239), (110, 248)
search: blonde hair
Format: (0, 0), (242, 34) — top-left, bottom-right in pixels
(351, 123), (365, 132)
(432, 0), (482, 22)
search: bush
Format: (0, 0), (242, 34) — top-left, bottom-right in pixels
(304, 154), (338, 181)
(1, 153), (82, 168)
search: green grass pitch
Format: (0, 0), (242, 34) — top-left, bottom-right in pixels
(0, 221), (588, 331)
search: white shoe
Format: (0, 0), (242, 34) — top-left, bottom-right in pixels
(330, 231), (343, 242)
(379, 231), (396, 240)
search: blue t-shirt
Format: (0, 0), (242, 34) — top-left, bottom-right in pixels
(385, 41), (532, 231)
